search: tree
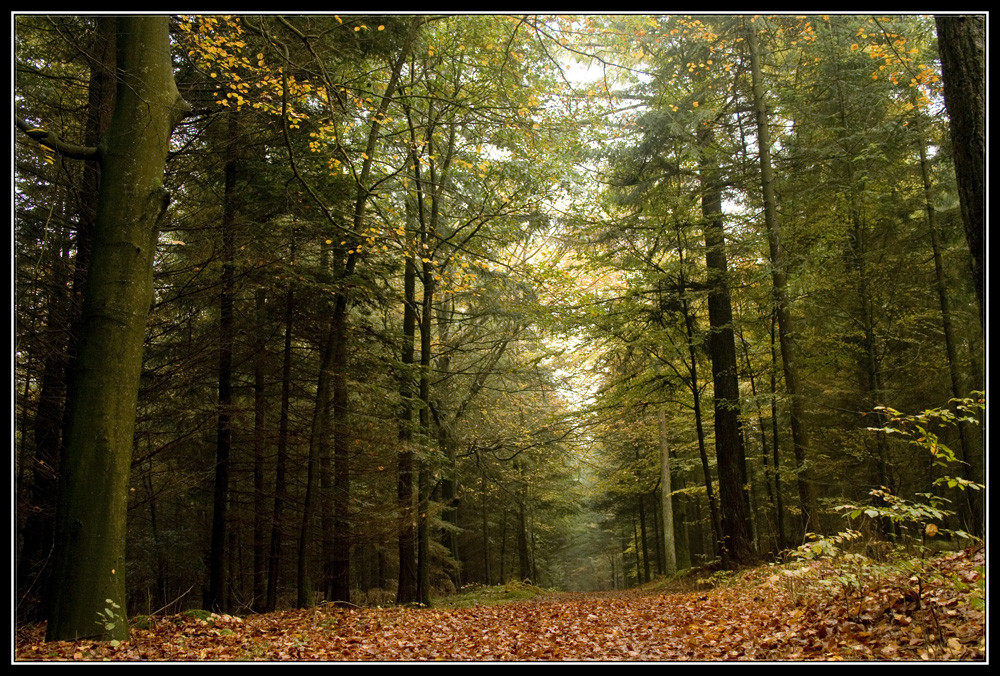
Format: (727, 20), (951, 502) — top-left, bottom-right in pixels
(698, 121), (756, 566)
(20, 16), (190, 642)
(658, 410), (677, 575)
(744, 18), (821, 535)
(15, 15), (117, 624)
(934, 15), (985, 329)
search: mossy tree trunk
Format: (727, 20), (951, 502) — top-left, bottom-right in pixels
(45, 16), (188, 642)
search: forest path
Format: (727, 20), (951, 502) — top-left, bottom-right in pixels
(16, 546), (984, 662)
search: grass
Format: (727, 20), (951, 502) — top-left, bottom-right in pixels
(434, 579), (555, 608)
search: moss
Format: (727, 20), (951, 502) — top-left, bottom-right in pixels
(181, 609), (215, 622)
(131, 614), (155, 630)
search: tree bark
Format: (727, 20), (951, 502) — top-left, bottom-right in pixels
(671, 226), (725, 567)
(265, 281), (295, 612)
(17, 17), (117, 625)
(918, 134), (983, 536)
(746, 22), (821, 536)
(935, 15), (985, 330)
(658, 411), (677, 576)
(328, 303), (352, 603)
(698, 126), (756, 568)
(45, 16), (188, 642)
(208, 106), (240, 613)
(251, 287), (268, 611)
(396, 245), (419, 605)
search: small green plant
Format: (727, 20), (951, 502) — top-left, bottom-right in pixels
(860, 394), (984, 545)
(96, 598), (126, 634)
(436, 580), (551, 608)
(181, 608), (215, 622)
(695, 568), (740, 589)
(963, 565), (986, 612)
(872, 394), (984, 490)
(791, 529), (864, 561)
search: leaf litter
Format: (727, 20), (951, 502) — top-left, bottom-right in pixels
(15, 544), (984, 662)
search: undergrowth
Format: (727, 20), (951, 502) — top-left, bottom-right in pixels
(435, 580), (554, 608)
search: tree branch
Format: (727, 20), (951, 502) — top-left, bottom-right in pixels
(16, 117), (99, 161)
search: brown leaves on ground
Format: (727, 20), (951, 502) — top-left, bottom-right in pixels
(14, 545), (984, 662)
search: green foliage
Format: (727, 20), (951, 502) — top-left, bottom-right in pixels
(436, 580), (553, 608)
(96, 599), (126, 634)
(870, 394), (984, 473)
(791, 530), (865, 562)
(838, 488), (972, 541)
(181, 609), (216, 622)
(860, 394), (983, 541)
(956, 565), (986, 612)
(131, 614), (155, 630)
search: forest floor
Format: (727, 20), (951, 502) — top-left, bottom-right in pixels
(14, 544), (985, 662)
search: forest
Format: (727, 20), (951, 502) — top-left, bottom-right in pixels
(14, 13), (985, 660)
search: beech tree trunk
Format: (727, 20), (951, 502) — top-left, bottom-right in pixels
(17, 17), (116, 625)
(46, 16), (188, 642)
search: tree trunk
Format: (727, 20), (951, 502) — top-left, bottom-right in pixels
(517, 500), (531, 582)
(918, 135), (983, 536)
(251, 288), (268, 611)
(747, 21), (821, 536)
(638, 494), (650, 583)
(329, 306), (352, 603)
(768, 313), (787, 551)
(396, 248), (419, 605)
(18, 17), (117, 625)
(935, 15), (985, 329)
(480, 468), (492, 585)
(266, 282), (295, 612)
(435, 298), (462, 588)
(208, 107), (240, 613)
(46, 16), (188, 642)
(672, 226), (725, 567)
(698, 126), (755, 567)
(416, 242), (435, 607)
(658, 411), (677, 576)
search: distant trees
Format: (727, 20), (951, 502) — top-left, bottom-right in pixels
(566, 13), (982, 573)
